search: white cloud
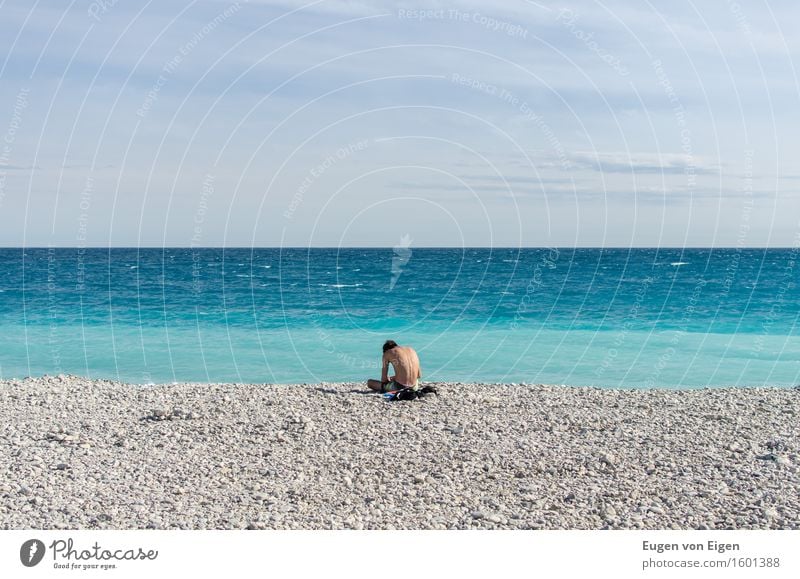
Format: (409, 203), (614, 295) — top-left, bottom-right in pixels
(566, 151), (721, 175)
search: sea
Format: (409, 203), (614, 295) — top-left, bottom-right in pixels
(0, 247), (798, 388)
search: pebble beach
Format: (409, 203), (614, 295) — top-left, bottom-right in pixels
(1, 375), (798, 530)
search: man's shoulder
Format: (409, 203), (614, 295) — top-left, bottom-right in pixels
(397, 346), (418, 355)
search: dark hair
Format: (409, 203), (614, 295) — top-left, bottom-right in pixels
(383, 340), (398, 353)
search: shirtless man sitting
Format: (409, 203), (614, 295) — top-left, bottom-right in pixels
(367, 340), (422, 393)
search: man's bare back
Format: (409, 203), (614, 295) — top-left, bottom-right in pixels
(367, 340), (422, 392)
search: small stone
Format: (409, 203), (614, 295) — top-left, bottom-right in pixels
(649, 506), (665, 515)
(757, 452), (792, 467)
(413, 474), (426, 484)
(763, 507), (779, 519)
(471, 510), (487, 520)
(599, 452), (616, 466)
(766, 439), (789, 452)
(54, 463), (69, 471)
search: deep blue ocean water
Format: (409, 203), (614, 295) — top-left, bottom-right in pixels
(1, 247), (798, 387)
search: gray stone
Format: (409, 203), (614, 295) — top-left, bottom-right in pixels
(599, 452), (616, 466)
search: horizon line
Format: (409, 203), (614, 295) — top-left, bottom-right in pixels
(1, 245), (798, 250)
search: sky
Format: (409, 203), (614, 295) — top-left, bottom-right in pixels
(0, 0), (798, 247)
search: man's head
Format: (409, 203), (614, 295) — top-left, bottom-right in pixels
(383, 340), (398, 353)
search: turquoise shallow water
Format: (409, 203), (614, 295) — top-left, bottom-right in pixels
(1, 248), (798, 387)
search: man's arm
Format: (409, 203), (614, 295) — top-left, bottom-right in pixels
(381, 354), (390, 383)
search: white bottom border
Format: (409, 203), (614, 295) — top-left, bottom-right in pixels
(2, 530), (799, 578)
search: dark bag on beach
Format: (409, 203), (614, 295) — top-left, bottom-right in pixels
(390, 385), (438, 401)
